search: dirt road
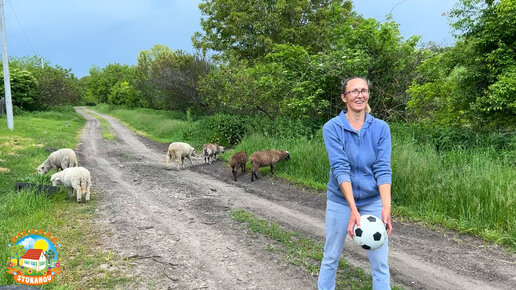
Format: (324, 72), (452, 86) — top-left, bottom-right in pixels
(75, 108), (515, 289)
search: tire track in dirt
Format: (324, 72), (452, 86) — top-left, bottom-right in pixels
(75, 108), (516, 289)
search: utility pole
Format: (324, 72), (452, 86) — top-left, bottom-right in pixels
(0, 0), (13, 130)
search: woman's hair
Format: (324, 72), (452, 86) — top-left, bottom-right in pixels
(341, 77), (372, 113)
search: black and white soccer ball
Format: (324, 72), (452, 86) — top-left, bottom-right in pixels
(352, 214), (387, 250)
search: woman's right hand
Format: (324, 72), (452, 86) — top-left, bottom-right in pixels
(347, 210), (361, 237)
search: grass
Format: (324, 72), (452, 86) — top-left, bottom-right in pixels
(232, 209), (404, 289)
(87, 111), (115, 141)
(391, 135), (516, 249)
(0, 111), (133, 288)
(93, 104), (192, 143)
(89, 106), (516, 251)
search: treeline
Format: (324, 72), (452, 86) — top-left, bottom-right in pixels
(2, 0), (515, 131)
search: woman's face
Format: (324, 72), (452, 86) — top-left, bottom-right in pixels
(341, 78), (369, 113)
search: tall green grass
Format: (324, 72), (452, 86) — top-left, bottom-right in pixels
(90, 106), (516, 250)
(391, 133), (516, 247)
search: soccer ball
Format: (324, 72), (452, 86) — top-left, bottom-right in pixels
(352, 214), (387, 250)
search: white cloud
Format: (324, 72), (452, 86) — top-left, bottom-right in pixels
(19, 237), (35, 250)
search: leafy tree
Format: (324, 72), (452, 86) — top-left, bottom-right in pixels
(44, 249), (55, 262)
(108, 80), (142, 107)
(0, 68), (38, 110)
(134, 45), (210, 111)
(409, 0), (516, 129)
(193, 0), (353, 61)
(86, 63), (135, 104)
(10, 244), (26, 266)
(200, 13), (420, 122)
(9, 55), (83, 109)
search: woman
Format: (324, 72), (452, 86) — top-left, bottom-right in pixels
(318, 77), (393, 290)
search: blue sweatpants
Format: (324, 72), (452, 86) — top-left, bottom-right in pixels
(318, 199), (390, 290)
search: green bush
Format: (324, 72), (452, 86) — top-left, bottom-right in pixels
(250, 115), (321, 140)
(199, 113), (249, 146)
(390, 123), (516, 152)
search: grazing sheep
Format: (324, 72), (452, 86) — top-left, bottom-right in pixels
(249, 150), (290, 182)
(37, 148), (78, 175)
(229, 151), (248, 181)
(166, 142), (195, 170)
(51, 167), (92, 203)
(203, 143), (225, 164)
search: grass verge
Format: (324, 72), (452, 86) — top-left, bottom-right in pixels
(231, 209), (404, 289)
(0, 111), (133, 288)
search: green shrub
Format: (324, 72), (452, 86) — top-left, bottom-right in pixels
(199, 113), (249, 146)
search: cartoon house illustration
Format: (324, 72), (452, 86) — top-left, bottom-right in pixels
(21, 249), (47, 271)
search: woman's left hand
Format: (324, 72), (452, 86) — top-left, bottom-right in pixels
(382, 207), (393, 235)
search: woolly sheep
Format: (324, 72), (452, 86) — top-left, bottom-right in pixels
(37, 148), (78, 175)
(203, 143), (225, 164)
(229, 151), (248, 181)
(51, 167), (92, 203)
(249, 150), (290, 182)
(166, 142), (195, 170)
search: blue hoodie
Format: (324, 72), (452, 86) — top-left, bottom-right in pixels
(323, 111), (392, 207)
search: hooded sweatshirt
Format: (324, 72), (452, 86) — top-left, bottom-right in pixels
(322, 111), (392, 207)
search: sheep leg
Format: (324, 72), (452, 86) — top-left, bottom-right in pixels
(251, 170), (259, 182)
(232, 166), (237, 181)
(60, 159), (68, 170)
(85, 185), (90, 202)
(270, 164), (275, 175)
(68, 188), (74, 199)
(76, 187), (82, 203)
(241, 164), (246, 173)
(187, 156), (193, 166)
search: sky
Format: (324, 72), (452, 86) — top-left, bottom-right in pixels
(4, 0), (458, 78)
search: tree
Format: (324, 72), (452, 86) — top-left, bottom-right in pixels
(193, 0), (353, 61)
(108, 81), (142, 107)
(199, 12), (420, 122)
(0, 68), (38, 110)
(44, 249), (55, 262)
(86, 63), (135, 104)
(9, 55), (84, 109)
(408, 0), (516, 129)
(10, 244), (26, 266)
(134, 45), (210, 111)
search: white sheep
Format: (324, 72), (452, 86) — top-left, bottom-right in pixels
(166, 142), (195, 170)
(37, 148), (78, 175)
(249, 150), (290, 182)
(203, 143), (225, 164)
(51, 167), (92, 203)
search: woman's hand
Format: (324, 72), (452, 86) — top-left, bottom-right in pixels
(347, 210), (361, 237)
(382, 206), (393, 235)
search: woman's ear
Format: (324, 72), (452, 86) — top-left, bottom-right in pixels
(341, 94), (347, 103)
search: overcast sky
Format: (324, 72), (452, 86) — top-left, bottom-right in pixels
(4, 0), (458, 78)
